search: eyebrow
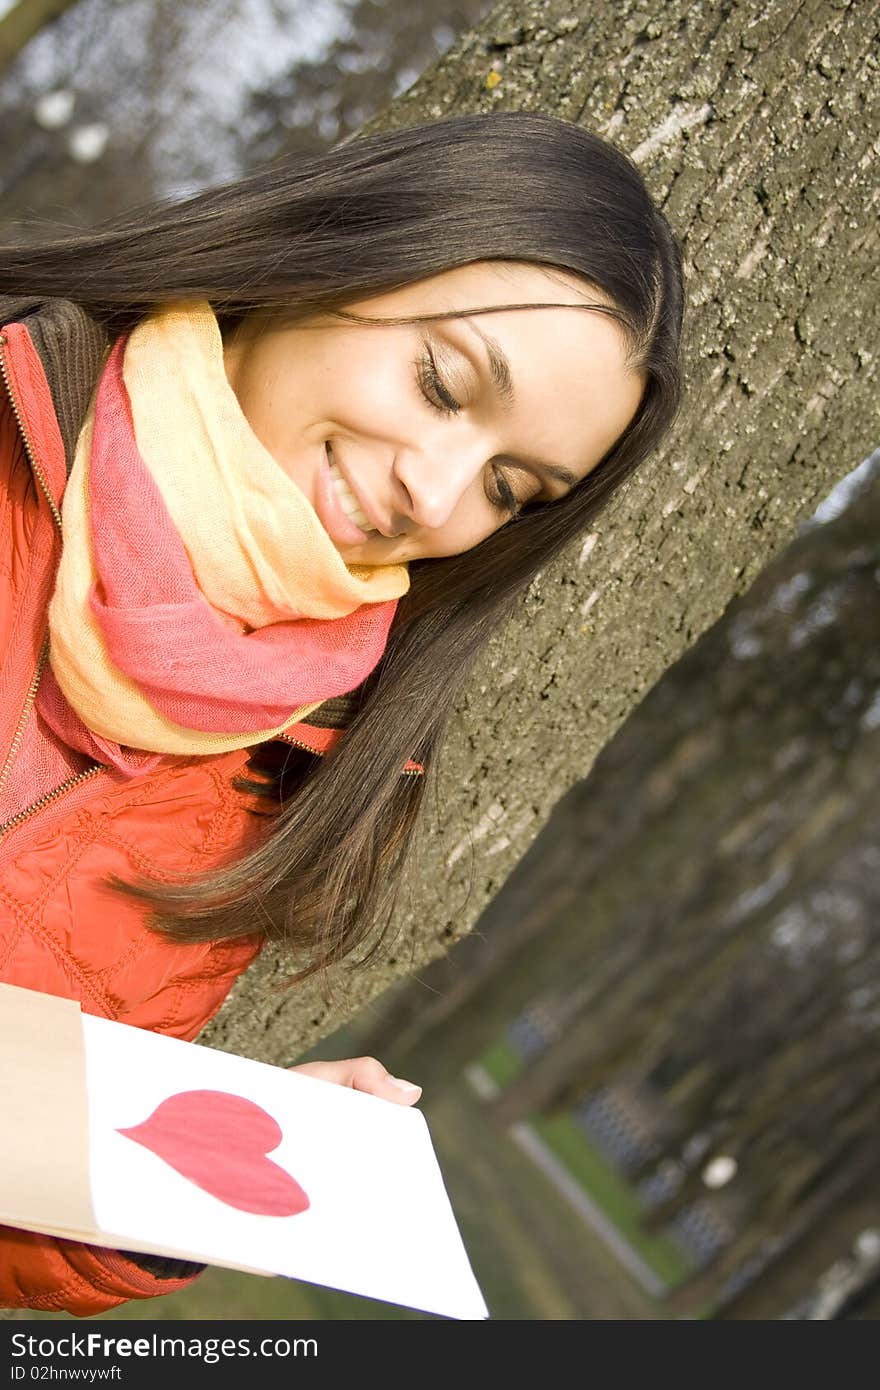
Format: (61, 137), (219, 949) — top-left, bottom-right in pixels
(460, 317), (580, 495)
(462, 317), (515, 408)
(507, 453), (579, 497)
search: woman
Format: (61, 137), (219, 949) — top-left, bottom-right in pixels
(0, 111), (685, 1313)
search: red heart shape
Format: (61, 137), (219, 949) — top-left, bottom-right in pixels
(117, 1090), (310, 1217)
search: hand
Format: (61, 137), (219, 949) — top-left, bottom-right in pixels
(289, 1055), (422, 1106)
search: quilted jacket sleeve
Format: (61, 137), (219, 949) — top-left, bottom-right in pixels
(0, 1228), (204, 1316)
(0, 760), (268, 1315)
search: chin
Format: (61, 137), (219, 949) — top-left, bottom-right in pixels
(337, 540), (376, 564)
(347, 536), (401, 565)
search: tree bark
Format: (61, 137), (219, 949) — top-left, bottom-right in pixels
(0, 0), (82, 71)
(200, 0), (880, 1065)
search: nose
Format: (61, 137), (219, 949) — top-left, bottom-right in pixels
(391, 428), (488, 532)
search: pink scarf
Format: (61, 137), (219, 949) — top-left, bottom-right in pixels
(40, 304), (409, 775)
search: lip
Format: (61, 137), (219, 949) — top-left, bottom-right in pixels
(319, 443), (398, 541)
(314, 444), (374, 546)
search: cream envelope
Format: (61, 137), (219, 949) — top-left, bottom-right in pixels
(0, 983), (488, 1320)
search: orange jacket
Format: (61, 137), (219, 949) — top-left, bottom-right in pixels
(0, 311), (351, 1314)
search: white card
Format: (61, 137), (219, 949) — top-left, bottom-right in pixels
(82, 1014), (488, 1320)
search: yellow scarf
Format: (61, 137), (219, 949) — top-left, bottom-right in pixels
(46, 302), (409, 756)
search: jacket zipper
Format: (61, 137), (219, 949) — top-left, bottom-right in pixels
(0, 630), (51, 810)
(278, 734), (327, 757)
(0, 763), (105, 841)
(0, 333), (64, 532)
(0, 331), (106, 834)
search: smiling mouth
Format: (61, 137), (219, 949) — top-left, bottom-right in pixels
(326, 443), (379, 535)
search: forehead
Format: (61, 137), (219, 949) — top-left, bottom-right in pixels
(371, 259), (615, 318)
(354, 261), (635, 396)
(375, 262), (633, 385)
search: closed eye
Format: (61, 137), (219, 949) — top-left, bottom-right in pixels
(489, 465), (520, 519)
(487, 460), (552, 520)
(415, 347), (461, 415)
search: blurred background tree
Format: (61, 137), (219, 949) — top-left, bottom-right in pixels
(0, 0), (490, 219)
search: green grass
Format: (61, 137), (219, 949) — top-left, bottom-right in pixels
(532, 1112), (692, 1285)
(481, 1038), (521, 1087)
(481, 1036), (693, 1287)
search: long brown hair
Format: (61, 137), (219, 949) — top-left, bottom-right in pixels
(1, 112), (686, 985)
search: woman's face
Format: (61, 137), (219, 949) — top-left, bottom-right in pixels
(223, 261), (645, 565)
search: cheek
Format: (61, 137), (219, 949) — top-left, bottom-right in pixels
(235, 349), (302, 446)
(321, 335), (416, 430)
(428, 505), (505, 559)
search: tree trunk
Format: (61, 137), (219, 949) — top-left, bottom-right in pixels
(200, 0), (880, 1064)
(0, 0), (82, 71)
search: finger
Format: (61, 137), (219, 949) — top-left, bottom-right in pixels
(291, 1057), (422, 1105)
(352, 1059), (422, 1106)
(290, 1060), (356, 1085)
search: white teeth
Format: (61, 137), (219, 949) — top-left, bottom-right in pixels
(328, 454), (377, 533)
